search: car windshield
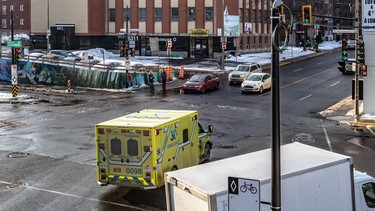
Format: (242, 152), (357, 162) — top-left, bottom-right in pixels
(190, 75), (205, 82)
(235, 66), (250, 72)
(247, 74), (262, 81)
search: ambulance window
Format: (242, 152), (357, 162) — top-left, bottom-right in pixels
(198, 123), (205, 133)
(183, 129), (188, 143)
(127, 139), (138, 156)
(362, 182), (375, 208)
(111, 138), (121, 155)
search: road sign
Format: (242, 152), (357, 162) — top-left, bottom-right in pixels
(222, 42), (227, 50)
(7, 40), (22, 48)
(228, 177), (260, 211)
(11, 64), (18, 85)
(362, 1), (375, 34)
(168, 40), (172, 48)
(125, 58), (131, 69)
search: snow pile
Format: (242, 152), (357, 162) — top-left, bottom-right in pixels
(1, 33), (30, 43)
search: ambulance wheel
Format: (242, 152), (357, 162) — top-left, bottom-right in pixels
(204, 143), (211, 160)
(171, 166), (178, 171)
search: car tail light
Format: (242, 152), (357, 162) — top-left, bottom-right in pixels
(146, 172), (151, 177)
(143, 130), (150, 136)
(98, 128), (105, 134)
(100, 168), (106, 173)
(100, 174), (106, 180)
(145, 178), (151, 183)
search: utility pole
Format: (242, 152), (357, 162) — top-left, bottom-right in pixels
(126, 5), (129, 59)
(47, 0), (50, 54)
(354, 0), (360, 120)
(11, 9), (14, 64)
(221, 1), (226, 70)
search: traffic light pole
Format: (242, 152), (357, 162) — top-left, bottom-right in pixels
(126, 5), (129, 59)
(354, 0), (360, 120)
(271, 6), (281, 211)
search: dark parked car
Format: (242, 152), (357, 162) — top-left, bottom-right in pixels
(182, 74), (220, 93)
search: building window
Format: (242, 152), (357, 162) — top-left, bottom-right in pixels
(155, 8), (162, 22)
(172, 8), (178, 21)
(109, 8), (115, 22)
(139, 8), (146, 22)
(2, 19), (7, 29)
(20, 5), (24, 11)
(10, 5), (13, 11)
(205, 7), (213, 21)
(20, 19), (24, 25)
(2, 6), (6, 15)
(188, 7), (195, 21)
(124, 8), (131, 21)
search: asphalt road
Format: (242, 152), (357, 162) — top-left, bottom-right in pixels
(0, 48), (374, 211)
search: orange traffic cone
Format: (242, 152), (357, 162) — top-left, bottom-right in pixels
(179, 66), (185, 79)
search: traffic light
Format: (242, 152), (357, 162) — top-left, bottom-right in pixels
(119, 41), (126, 57)
(337, 61), (346, 73)
(302, 5), (312, 25)
(361, 64), (367, 76)
(14, 48), (21, 64)
(131, 48), (135, 57)
(342, 39), (348, 61)
(357, 40), (365, 64)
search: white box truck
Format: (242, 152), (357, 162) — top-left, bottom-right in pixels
(164, 143), (375, 211)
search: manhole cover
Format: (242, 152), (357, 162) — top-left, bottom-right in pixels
(8, 152), (28, 158)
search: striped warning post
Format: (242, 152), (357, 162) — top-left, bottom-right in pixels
(12, 85), (18, 97)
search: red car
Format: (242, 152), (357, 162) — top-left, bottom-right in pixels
(182, 74), (220, 93)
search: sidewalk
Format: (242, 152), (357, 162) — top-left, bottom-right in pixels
(320, 97), (375, 127)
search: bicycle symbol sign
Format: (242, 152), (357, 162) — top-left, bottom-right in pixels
(228, 177), (260, 211)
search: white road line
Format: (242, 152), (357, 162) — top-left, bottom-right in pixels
(0, 180), (145, 210)
(292, 68), (303, 72)
(330, 81), (341, 87)
(299, 94), (312, 101)
(321, 120), (333, 152)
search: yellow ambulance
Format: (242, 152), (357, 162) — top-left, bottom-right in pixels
(95, 109), (213, 189)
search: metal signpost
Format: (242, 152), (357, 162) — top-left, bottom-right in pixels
(228, 177), (260, 211)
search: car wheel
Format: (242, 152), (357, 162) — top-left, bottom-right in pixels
(215, 83), (219, 90)
(241, 90), (245, 94)
(204, 143), (211, 161)
(229, 81), (233, 86)
(259, 86), (264, 94)
(201, 88), (206, 94)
